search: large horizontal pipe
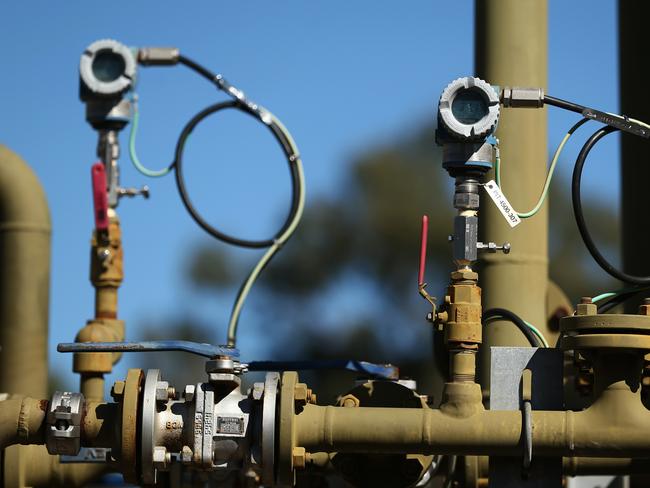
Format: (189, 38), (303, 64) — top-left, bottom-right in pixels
(295, 393), (650, 458)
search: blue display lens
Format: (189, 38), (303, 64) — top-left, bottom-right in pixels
(451, 89), (488, 124)
(92, 50), (126, 83)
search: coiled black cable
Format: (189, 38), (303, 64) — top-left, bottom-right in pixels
(174, 56), (301, 249)
(173, 100), (301, 248)
(482, 308), (544, 348)
(169, 55), (305, 346)
(572, 125), (650, 285)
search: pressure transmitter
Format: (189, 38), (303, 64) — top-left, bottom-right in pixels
(434, 77), (509, 269)
(80, 39), (136, 130)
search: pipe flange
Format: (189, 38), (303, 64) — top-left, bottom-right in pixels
(121, 368), (144, 484)
(46, 391), (84, 456)
(261, 372), (280, 486)
(142, 369), (162, 485)
(560, 314), (650, 350)
(277, 371), (299, 487)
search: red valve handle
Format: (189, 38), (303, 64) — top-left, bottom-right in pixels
(91, 163), (109, 232)
(418, 215), (429, 287)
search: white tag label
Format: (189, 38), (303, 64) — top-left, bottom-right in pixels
(483, 180), (521, 228)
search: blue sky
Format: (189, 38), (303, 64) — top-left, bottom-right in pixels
(0, 1), (620, 388)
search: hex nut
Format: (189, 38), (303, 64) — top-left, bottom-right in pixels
(453, 192), (480, 210)
(153, 446), (170, 470)
(155, 381), (170, 402)
(451, 270), (479, 282)
(252, 382), (265, 401)
(294, 383), (309, 404)
(181, 445), (193, 464)
(183, 385), (195, 402)
(576, 303), (597, 316)
(111, 380), (125, 400)
(292, 447), (306, 470)
(339, 394), (360, 408)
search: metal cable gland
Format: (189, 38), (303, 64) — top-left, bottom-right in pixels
(80, 39), (136, 99)
(438, 77), (500, 141)
(46, 391), (84, 456)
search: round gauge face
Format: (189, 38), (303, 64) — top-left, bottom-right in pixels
(92, 49), (127, 83)
(451, 88), (489, 125)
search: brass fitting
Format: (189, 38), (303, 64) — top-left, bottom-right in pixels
(73, 319), (125, 374)
(444, 281), (482, 346)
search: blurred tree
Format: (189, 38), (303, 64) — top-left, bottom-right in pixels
(135, 122), (620, 401)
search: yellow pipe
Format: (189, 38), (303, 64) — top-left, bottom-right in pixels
(295, 386), (650, 458)
(4, 445), (109, 488)
(0, 396), (46, 450)
(474, 0), (550, 387)
(0, 146), (50, 398)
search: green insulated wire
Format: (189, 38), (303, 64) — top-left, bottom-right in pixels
(226, 112), (305, 347)
(592, 285), (650, 303)
(524, 320), (549, 348)
(484, 316), (549, 348)
(496, 118), (588, 219)
(128, 93), (173, 177)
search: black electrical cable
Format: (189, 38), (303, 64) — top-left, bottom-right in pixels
(482, 308), (544, 348)
(172, 56), (301, 249)
(572, 126), (650, 285)
(544, 95), (586, 115)
(597, 288), (649, 314)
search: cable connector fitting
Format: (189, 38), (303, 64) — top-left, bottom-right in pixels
(501, 87), (544, 108)
(138, 47), (180, 66)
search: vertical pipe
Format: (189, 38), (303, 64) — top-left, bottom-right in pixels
(0, 145), (50, 398)
(619, 2), (650, 309)
(619, 4), (650, 487)
(475, 0), (549, 388)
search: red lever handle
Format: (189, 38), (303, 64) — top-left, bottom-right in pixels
(418, 215), (429, 287)
(91, 163), (109, 232)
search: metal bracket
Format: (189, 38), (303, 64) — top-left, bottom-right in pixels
(46, 391), (84, 456)
(60, 447), (111, 463)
